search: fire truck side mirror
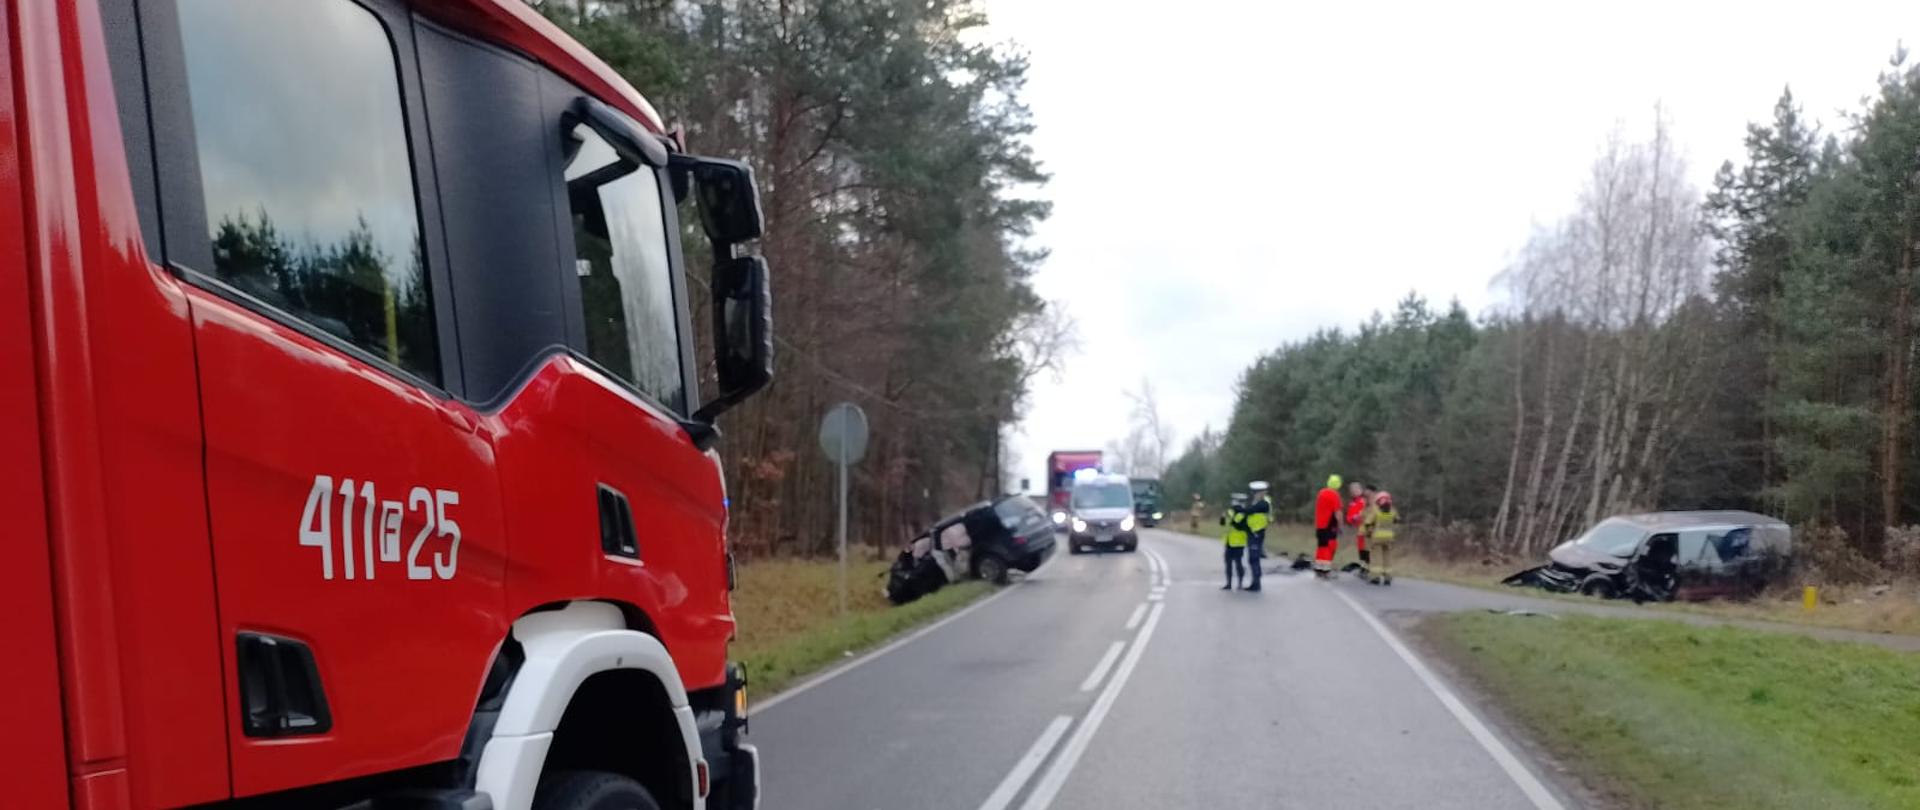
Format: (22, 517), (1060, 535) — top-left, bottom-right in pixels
(693, 255), (772, 425)
(671, 154), (764, 247)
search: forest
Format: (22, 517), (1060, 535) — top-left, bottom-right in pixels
(1163, 51), (1920, 578)
(533, 0), (1068, 558)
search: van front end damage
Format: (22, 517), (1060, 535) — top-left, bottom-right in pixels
(1501, 563), (1585, 593)
(1502, 556), (1673, 602)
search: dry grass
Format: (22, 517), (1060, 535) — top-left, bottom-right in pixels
(732, 558), (895, 651)
(1654, 583), (1920, 638)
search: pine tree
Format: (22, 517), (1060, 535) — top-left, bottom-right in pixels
(1704, 87), (1816, 513)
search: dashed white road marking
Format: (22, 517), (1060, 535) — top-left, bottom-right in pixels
(1333, 589), (1569, 810)
(976, 715), (1074, 810)
(1018, 603), (1166, 810)
(1078, 641), (1126, 692)
(1123, 602), (1147, 631)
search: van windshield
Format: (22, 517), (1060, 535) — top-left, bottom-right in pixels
(1572, 520), (1645, 557)
(1072, 484), (1132, 510)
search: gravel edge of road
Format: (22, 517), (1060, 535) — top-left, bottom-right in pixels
(1396, 611), (1626, 810)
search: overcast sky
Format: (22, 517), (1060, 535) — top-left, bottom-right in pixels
(987, 0), (1918, 491)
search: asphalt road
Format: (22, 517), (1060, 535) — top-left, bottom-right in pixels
(751, 527), (1579, 810)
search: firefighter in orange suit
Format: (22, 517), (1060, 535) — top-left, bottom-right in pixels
(1312, 475), (1343, 578)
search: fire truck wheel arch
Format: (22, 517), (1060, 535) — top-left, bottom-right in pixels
(476, 601), (702, 810)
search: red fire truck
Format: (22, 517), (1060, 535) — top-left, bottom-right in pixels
(3, 1), (769, 808)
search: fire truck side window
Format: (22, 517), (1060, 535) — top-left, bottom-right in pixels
(175, 0), (440, 384)
(564, 125), (686, 413)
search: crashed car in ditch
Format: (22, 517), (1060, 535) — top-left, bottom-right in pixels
(887, 495), (1058, 604)
(1503, 511), (1791, 602)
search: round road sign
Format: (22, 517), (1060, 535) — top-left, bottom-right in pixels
(818, 402), (869, 465)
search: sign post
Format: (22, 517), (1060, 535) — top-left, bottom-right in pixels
(818, 402), (869, 622)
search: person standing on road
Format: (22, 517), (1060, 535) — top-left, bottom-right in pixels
(1189, 493), (1204, 533)
(1312, 475), (1343, 578)
(1364, 490), (1398, 585)
(1221, 493), (1249, 589)
(1243, 481), (1272, 592)
(1346, 481), (1372, 576)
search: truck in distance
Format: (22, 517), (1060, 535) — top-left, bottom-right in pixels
(1044, 450), (1103, 530)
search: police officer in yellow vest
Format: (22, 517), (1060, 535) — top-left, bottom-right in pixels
(1363, 490), (1399, 585)
(1221, 493), (1249, 590)
(1243, 481), (1273, 592)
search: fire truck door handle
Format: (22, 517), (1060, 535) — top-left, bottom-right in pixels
(439, 406), (478, 433)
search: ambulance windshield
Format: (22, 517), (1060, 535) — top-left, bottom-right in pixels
(1071, 483), (1132, 510)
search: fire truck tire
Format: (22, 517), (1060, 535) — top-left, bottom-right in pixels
(533, 770), (662, 810)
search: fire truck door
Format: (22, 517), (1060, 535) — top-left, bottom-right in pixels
(143, 0), (507, 795)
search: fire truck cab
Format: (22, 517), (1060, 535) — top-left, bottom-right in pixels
(3, 1), (769, 808)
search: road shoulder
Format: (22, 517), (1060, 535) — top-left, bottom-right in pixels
(1395, 611), (1624, 810)
(1409, 610), (1920, 810)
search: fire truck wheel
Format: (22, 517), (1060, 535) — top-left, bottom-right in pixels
(533, 770), (662, 810)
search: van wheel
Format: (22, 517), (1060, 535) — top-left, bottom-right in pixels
(534, 771), (662, 810)
(1580, 578), (1617, 600)
(978, 554), (1010, 584)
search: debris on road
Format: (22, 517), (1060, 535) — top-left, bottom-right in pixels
(1485, 608), (1559, 619)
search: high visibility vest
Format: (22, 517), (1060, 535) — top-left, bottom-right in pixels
(1245, 499), (1271, 536)
(1369, 507), (1397, 541)
(1223, 508), (1248, 548)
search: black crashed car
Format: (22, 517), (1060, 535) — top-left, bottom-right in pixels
(920, 495), (1058, 584)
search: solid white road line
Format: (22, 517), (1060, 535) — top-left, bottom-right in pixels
(1018, 602), (1166, 810)
(1078, 641), (1125, 692)
(1144, 547), (1169, 585)
(1333, 589), (1569, 810)
(756, 579), (1023, 714)
(976, 715), (1074, 810)
(1123, 602), (1147, 631)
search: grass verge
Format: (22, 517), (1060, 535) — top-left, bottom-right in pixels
(1419, 612), (1920, 810)
(732, 557), (993, 697)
